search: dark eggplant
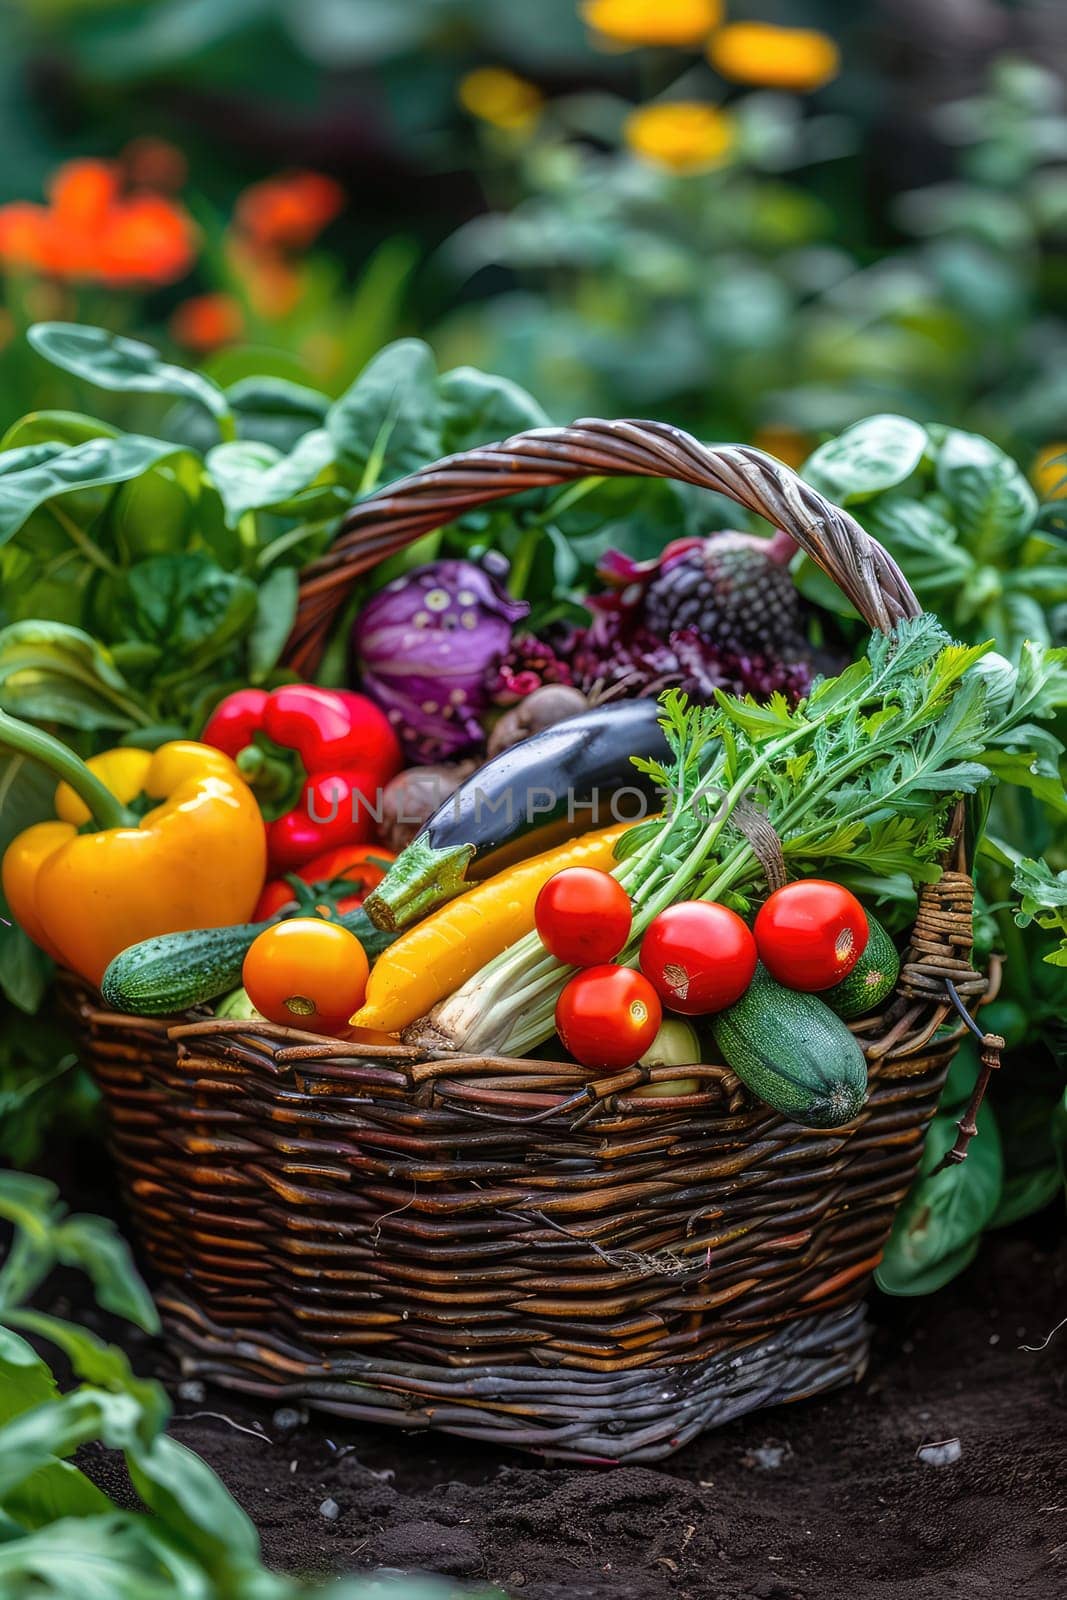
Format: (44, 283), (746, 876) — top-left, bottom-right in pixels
(365, 698), (669, 930)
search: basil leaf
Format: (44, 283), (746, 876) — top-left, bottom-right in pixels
(934, 428), (1038, 556)
(0, 1035), (83, 1159)
(863, 496), (974, 590)
(53, 1220), (159, 1335)
(0, 1325), (60, 1421)
(128, 1435), (260, 1569)
(876, 1237), (982, 1299)
(3, 1312), (164, 1437)
(803, 414), (928, 504)
(112, 555), (257, 672)
(327, 338), (442, 488)
(247, 564), (298, 681)
(0, 751), (56, 1010)
(206, 428), (335, 525)
(169, 374), (330, 455)
(0, 622), (149, 732)
(28, 323), (230, 425)
(0, 434), (182, 547)
(0, 1516), (189, 1594)
(3, 1452), (115, 1527)
(1013, 855), (1067, 924)
(225, 375), (329, 423)
(991, 1165), (1062, 1228)
(439, 365), (548, 453)
(875, 1103), (1003, 1295)
(0, 926), (51, 1014)
(1011, 855), (1067, 966)
(1, 411), (119, 450)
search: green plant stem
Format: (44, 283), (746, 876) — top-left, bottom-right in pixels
(256, 518), (334, 572)
(994, 905), (1034, 1009)
(46, 503), (120, 579)
(506, 477), (606, 601)
(215, 408), (238, 444)
(507, 521), (542, 601)
(0, 710), (135, 830)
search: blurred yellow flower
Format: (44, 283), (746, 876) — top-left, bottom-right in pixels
(1032, 442), (1067, 500)
(750, 424), (813, 471)
(625, 101), (734, 172)
(581, 0), (722, 50)
(708, 23), (840, 92)
(459, 67), (544, 131)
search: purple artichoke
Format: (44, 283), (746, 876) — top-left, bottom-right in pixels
(559, 611), (813, 704)
(352, 560), (529, 762)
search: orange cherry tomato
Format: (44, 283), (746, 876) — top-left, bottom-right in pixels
(243, 918), (369, 1035)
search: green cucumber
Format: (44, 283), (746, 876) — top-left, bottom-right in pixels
(824, 914), (900, 1019)
(712, 964), (868, 1128)
(101, 907), (396, 1018)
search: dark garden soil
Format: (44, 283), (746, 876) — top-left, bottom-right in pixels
(46, 1184), (1061, 1600)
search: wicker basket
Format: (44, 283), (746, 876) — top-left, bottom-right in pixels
(70, 420), (991, 1463)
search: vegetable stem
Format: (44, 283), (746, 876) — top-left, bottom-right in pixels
(0, 710), (136, 830)
(236, 511), (258, 571)
(46, 502), (120, 579)
(507, 522), (541, 601)
(215, 408), (238, 444)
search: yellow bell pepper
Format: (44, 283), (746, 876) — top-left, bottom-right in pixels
(1, 711), (267, 987)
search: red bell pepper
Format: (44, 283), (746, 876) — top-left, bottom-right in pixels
(202, 685), (402, 871)
(254, 844), (395, 922)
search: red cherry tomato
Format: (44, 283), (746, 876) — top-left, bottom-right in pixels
(243, 919), (369, 1036)
(535, 867), (633, 967)
(639, 901), (757, 1014)
(754, 879), (869, 991)
(555, 965), (662, 1071)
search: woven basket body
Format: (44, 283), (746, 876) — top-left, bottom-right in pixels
(70, 421), (985, 1461)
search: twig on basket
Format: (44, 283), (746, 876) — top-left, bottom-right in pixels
(517, 1206), (709, 1281)
(371, 1185), (419, 1248)
(929, 978), (1005, 1173)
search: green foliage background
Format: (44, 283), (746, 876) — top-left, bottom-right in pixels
(0, 2), (1064, 1590)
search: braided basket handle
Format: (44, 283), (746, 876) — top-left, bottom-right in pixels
(285, 417), (921, 674)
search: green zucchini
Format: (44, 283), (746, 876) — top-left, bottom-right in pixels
(712, 964), (868, 1128)
(824, 914), (900, 1019)
(101, 907), (396, 1018)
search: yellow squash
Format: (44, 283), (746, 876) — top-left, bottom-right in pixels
(351, 820), (633, 1033)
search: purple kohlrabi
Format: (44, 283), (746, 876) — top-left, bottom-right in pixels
(352, 560), (529, 762)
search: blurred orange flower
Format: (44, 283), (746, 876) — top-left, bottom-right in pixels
(171, 292), (245, 352)
(459, 67), (543, 130)
(625, 101), (734, 172)
(581, 0), (721, 49)
(235, 171), (344, 253)
(122, 136), (189, 193)
(227, 236), (302, 320)
(0, 157), (196, 284)
(708, 23), (840, 92)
